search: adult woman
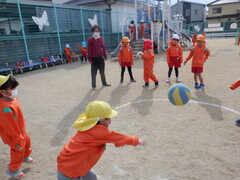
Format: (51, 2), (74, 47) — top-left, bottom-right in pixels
(87, 25), (111, 89)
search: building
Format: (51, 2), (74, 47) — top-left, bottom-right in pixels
(171, 0), (205, 24)
(207, 0), (240, 23)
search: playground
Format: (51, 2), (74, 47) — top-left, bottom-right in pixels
(0, 38), (239, 180)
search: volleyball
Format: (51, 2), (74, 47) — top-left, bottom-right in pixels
(168, 84), (191, 106)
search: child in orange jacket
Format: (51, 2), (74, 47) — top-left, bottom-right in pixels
(78, 42), (87, 64)
(140, 20), (145, 39)
(184, 35), (210, 89)
(64, 44), (73, 63)
(118, 37), (136, 83)
(57, 101), (146, 180)
(166, 34), (183, 83)
(0, 75), (33, 178)
(230, 79), (240, 125)
(138, 39), (159, 87)
(128, 20), (136, 39)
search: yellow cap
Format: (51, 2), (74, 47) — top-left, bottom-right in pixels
(122, 37), (130, 43)
(0, 75), (10, 87)
(73, 101), (117, 131)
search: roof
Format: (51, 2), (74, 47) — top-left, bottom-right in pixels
(172, 0), (205, 7)
(207, 0), (240, 6)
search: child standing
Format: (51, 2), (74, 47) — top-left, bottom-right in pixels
(118, 37), (136, 83)
(140, 20), (145, 39)
(230, 79), (240, 125)
(192, 34), (197, 46)
(64, 44), (73, 64)
(0, 75), (33, 178)
(139, 39), (159, 87)
(128, 20), (136, 39)
(166, 34), (183, 83)
(78, 42), (88, 64)
(184, 35), (210, 89)
(57, 101), (145, 180)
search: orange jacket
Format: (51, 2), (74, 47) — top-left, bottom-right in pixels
(128, 25), (136, 33)
(184, 46), (210, 67)
(140, 24), (144, 35)
(230, 80), (240, 90)
(0, 97), (26, 151)
(57, 125), (139, 178)
(78, 45), (87, 56)
(64, 48), (72, 56)
(166, 43), (183, 64)
(118, 46), (134, 64)
(142, 49), (154, 69)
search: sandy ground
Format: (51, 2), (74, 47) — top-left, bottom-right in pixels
(0, 38), (240, 180)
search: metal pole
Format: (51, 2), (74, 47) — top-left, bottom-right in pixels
(80, 7), (86, 42)
(167, 0), (170, 42)
(100, 10), (105, 38)
(162, 0), (165, 49)
(17, 0), (30, 61)
(116, 11), (120, 43)
(53, 5), (63, 56)
(135, 0), (138, 40)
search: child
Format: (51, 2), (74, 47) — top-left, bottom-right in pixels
(184, 35), (210, 89)
(230, 79), (240, 125)
(128, 20), (136, 39)
(57, 101), (145, 180)
(0, 75), (33, 178)
(78, 42), (87, 64)
(139, 39), (159, 87)
(64, 44), (73, 63)
(118, 37), (136, 83)
(166, 34), (183, 83)
(140, 20), (145, 39)
(192, 34), (197, 46)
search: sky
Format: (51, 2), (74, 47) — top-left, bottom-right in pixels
(171, 0), (216, 5)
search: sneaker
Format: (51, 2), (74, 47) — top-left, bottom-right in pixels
(92, 86), (96, 90)
(6, 169), (25, 178)
(194, 82), (199, 89)
(143, 83), (149, 87)
(166, 78), (171, 83)
(155, 81), (159, 87)
(120, 79), (123, 83)
(176, 77), (181, 82)
(103, 84), (111, 87)
(24, 157), (34, 163)
(131, 79), (136, 82)
(236, 119), (240, 126)
(198, 84), (205, 89)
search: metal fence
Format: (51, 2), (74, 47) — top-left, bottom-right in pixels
(186, 20), (240, 35)
(0, 1), (136, 69)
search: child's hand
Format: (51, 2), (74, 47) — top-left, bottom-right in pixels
(138, 139), (147, 146)
(137, 52), (143, 57)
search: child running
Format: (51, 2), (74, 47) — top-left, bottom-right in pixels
(0, 75), (33, 178)
(78, 42), (88, 64)
(57, 101), (145, 180)
(166, 34), (183, 83)
(139, 39), (159, 87)
(118, 37), (136, 83)
(184, 35), (210, 89)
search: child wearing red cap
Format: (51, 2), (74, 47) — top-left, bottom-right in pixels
(118, 37), (136, 83)
(192, 34), (197, 46)
(57, 101), (146, 180)
(0, 75), (33, 178)
(138, 39), (159, 87)
(184, 35), (210, 89)
(166, 34), (183, 83)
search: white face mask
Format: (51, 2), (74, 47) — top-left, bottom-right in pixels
(93, 32), (100, 37)
(10, 89), (18, 98)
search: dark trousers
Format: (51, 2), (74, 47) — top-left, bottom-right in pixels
(91, 57), (107, 87)
(121, 66), (134, 80)
(81, 56), (87, 62)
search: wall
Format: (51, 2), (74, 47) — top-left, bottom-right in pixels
(208, 3), (240, 17)
(190, 4), (205, 22)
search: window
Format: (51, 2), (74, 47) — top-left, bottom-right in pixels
(213, 8), (222, 14)
(195, 9), (197, 15)
(185, 9), (190, 16)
